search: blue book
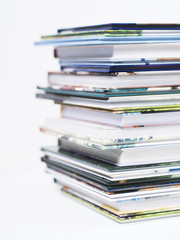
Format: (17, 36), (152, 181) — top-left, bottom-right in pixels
(57, 23), (180, 33)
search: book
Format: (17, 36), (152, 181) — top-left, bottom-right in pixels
(61, 104), (180, 127)
(42, 30), (180, 41)
(48, 71), (180, 90)
(54, 43), (180, 60)
(40, 118), (180, 146)
(58, 137), (180, 166)
(60, 61), (180, 73)
(35, 36), (180, 48)
(42, 29), (142, 40)
(37, 86), (180, 100)
(57, 23), (180, 33)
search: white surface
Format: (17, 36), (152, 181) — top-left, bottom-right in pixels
(1, 172), (180, 240)
(1, 0), (180, 239)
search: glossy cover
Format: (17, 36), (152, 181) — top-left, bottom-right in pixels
(57, 23), (180, 33)
(60, 62), (180, 73)
(37, 86), (180, 100)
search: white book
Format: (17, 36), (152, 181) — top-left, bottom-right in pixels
(61, 104), (180, 127)
(41, 118), (180, 146)
(48, 71), (180, 90)
(54, 43), (180, 59)
(59, 137), (180, 166)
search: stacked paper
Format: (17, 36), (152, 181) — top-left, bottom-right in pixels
(36, 23), (180, 223)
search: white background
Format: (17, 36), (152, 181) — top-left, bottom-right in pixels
(1, 0), (180, 239)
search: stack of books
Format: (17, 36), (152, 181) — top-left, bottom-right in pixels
(36, 23), (180, 223)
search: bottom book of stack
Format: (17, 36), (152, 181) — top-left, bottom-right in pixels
(41, 138), (180, 223)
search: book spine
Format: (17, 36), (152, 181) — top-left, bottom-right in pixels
(54, 48), (58, 58)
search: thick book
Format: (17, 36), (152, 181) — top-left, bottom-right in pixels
(48, 71), (180, 90)
(40, 118), (180, 147)
(58, 137), (180, 166)
(61, 104), (180, 127)
(54, 43), (180, 59)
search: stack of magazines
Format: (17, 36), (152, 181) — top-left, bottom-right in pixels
(36, 23), (180, 223)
